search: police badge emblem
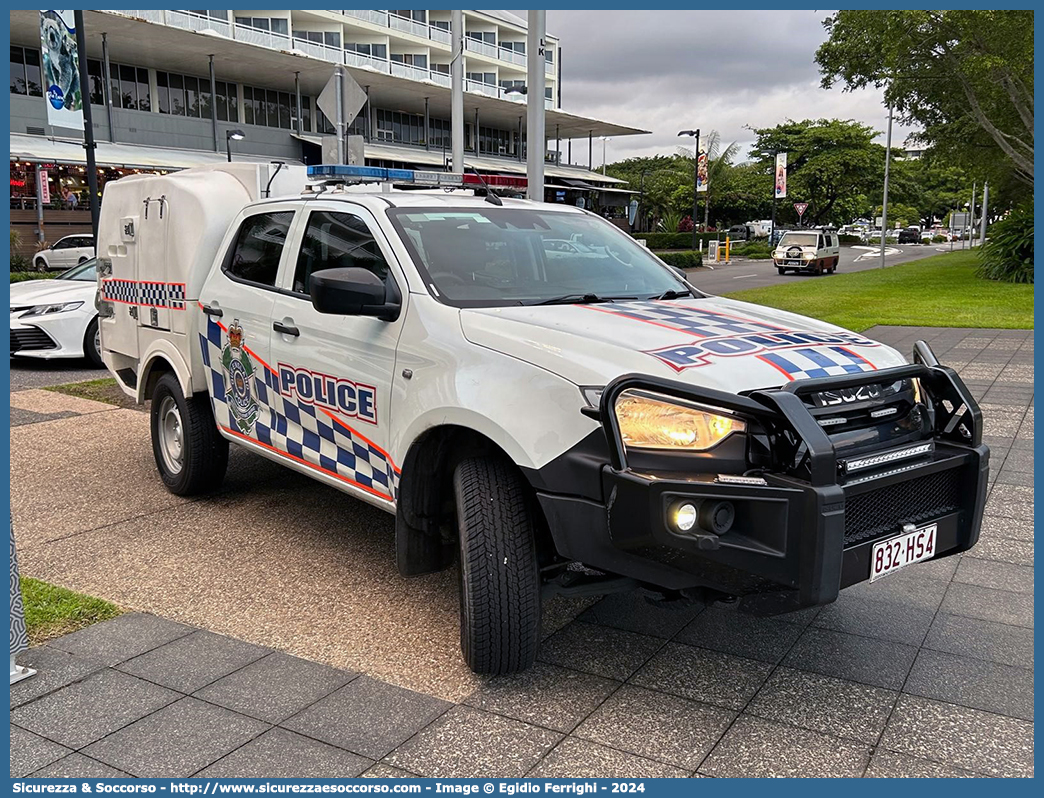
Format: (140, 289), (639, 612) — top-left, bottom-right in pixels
(221, 320), (260, 433)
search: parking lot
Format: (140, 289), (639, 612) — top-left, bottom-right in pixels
(10, 325), (1033, 777)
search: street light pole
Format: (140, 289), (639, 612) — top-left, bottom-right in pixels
(678, 129), (699, 249)
(980, 182), (989, 245)
(879, 101), (893, 269)
(73, 10), (100, 239)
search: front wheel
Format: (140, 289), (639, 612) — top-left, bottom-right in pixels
(83, 317), (103, 368)
(454, 457), (541, 674)
(33, 257), (47, 272)
(776, 266), (786, 275)
(150, 373), (229, 496)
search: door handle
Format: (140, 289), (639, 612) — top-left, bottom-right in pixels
(201, 303), (223, 318)
(273, 320), (300, 337)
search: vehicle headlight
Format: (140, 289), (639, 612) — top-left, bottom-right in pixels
(615, 389), (745, 451)
(802, 252), (814, 259)
(20, 301), (84, 317)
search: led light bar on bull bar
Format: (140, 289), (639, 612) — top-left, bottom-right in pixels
(839, 441), (934, 475)
(306, 164), (464, 186)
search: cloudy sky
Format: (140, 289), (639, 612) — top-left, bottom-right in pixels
(532, 9), (916, 165)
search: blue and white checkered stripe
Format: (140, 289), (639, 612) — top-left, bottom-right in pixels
(596, 302), (785, 338)
(199, 317), (398, 501)
(101, 279), (187, 309)
(760, 346), (873, 380)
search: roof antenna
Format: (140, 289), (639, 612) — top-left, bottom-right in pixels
(466, 167), (502, 206)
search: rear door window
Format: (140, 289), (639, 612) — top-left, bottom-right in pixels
(225, 211), (294, 287)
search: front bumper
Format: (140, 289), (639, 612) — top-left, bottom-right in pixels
(537, 343), (989, 615)
(10, 309), (92, 359)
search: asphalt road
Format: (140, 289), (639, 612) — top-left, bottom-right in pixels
(688, 243), (957, 295)
(9, 357), (105, 391)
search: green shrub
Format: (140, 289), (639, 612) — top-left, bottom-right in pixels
(838, 234), (862, 244)
(11, 271), (55, 283)
(634, 232), (718, 250)
(978, 204), (1033, 284)
(655, 250), (703, 269)
(658, 211), (683, 234)
(738, 241), (773, 259)
(932, 235), (947, 243)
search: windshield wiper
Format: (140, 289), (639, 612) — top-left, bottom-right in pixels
(534, 293), (631, 306)
(653, 289), (693, 300)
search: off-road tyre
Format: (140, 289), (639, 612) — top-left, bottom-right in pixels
(150, 372), (229, 496)
(83, 317), (103, 367)
(776, 266), (786, 275)
(454, 456), (541, 674)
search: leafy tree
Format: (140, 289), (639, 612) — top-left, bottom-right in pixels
(673, 131), (741, 229)
(816, 10), (1033, 191)
(750, 119), (884, 227)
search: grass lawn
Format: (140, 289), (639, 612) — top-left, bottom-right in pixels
(20, 577), (122, 645)
(725, 250), (1033, 332)
(45, 376), (139, 410)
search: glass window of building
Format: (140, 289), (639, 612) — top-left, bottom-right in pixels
(432, 62), (449, 75)
(185, 75), (199, 117)
(467, 31), (496, 44)
(545, 47), (554, 63)
(391, 10), (426, 22)
(136, 67), (150, 111)
(119, 64), (138, 110)
(236, 16), (288, 35)
(502, 40), (525, 54)
(11, 46), (43, 97)
(156, 70), (170, 113)
(169, 72), (185, 115)
(85, 58), (104, 105)
(467, 72), (496, 86)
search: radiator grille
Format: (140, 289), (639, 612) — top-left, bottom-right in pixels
(844, 468), (962, 545)
(11, 327), (56, 352)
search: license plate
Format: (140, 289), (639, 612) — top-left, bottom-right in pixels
(785, 260), (801, 265)
(870, 523), (936, 581)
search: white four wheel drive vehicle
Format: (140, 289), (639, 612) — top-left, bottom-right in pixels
(772, 229), (840, 275)
(97, 164), (988, 674)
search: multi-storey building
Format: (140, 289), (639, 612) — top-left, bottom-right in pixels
(10, 9), (644, 251)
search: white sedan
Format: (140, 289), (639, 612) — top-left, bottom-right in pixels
(10, 259), (102, 366)
(32, 233), (95, 271)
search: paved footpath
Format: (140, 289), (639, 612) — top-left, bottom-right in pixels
(10, 327), (1033, 778)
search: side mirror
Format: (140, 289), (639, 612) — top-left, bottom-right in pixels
(309, 267), (400, 321)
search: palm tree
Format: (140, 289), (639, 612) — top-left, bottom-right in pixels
(675, 130), (740, 229)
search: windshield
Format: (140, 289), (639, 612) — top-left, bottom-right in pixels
(778, 232), (820, 248)
(57, 259), (97, 281)
(387, 207), (690, 307)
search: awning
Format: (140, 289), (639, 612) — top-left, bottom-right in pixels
(559, 178), (602, 191)
(10, 132), (301, 170)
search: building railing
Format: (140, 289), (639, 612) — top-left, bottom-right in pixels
(97, 11), (559, 109)
(167, 9), (232, 37)
(390, 61), (431, 83)
(234, 23), (291, 51)
(466, 79), (499, 98)
(388, 13), (430, 39)
(340, 9), (389, 28)
(292, 37), (343, 64)
(464, 37), (499, 60)
(499, 46), (527, 67)
(429, 26), (451, 45)
(102, 9), (164, 24)
(344, 49), (391, 73)
(545, 59), (555, 76)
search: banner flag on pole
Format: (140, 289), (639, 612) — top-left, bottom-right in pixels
(39, 10), (83, 130)
(774, 152), (787, 199)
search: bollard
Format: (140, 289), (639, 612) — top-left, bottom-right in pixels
(10, 518), (35, 685)
(725, 236), (731, 264)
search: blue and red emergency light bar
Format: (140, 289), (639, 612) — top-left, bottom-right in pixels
(306, 164), (464, 186)
(306, 164), (529, 191)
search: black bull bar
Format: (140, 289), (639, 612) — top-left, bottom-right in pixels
(582, 341), (989, 614)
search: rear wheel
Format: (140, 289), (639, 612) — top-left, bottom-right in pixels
(150, 372), (228, 496)
(454, 456), (541, 674)
(83, 317), (103, 367)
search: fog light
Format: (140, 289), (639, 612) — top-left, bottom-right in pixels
(670, 501), (699, 532)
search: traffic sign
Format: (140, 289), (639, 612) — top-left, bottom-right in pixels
(794, 202), (808, 218)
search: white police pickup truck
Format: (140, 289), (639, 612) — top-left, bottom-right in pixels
(97, 163), (988, 674)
